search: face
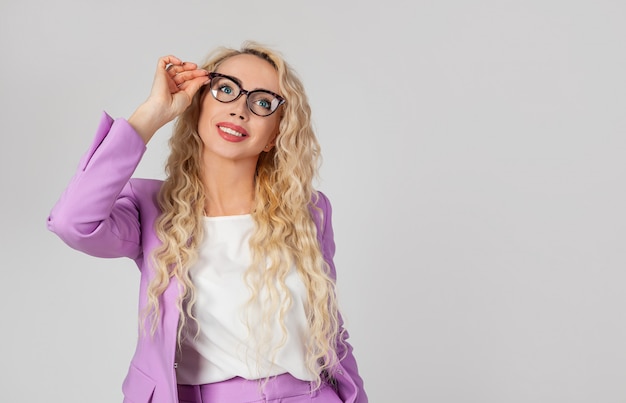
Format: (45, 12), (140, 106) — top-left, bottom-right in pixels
(197, 54), (282, 165)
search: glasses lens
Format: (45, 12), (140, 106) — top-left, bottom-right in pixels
(247, 91), (281, 116)
(210, 76), (240, 102)
(209, 73), (283, 117)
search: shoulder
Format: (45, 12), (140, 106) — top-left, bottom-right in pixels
(313, 190), (333, 215)
(310, 190), (335, 242)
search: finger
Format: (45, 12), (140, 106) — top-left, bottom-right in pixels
(153, 55), (184, 93)
(166, 63), (200, 81)
(177, 75), (211, 99)
(167, 77), (179, 94)
(158, 55), (183, 71)
(172, 69), (209, 86)
(159, 56), (183, 84)
(180, 61), (199, 71)
(166, 64), (183, 77)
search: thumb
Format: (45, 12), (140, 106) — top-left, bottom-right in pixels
(181, 75), (210, 99)
(175, 76), (210, 107)
(171, 76), (209, 113)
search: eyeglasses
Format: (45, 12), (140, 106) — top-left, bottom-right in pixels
(207, 72), (285, 117)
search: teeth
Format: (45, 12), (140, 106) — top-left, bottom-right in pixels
(220, 126), (245, 137)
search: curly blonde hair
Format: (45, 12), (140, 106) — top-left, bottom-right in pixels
(144, 41), (342, 387)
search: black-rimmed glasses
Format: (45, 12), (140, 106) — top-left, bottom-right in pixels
(207, 72), (285, 117)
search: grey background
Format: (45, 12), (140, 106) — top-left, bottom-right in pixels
(1, 0), (625, 402)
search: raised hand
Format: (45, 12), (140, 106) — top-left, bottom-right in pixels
(129, 55), (209, 143)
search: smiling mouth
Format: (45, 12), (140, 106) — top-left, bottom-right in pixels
(219, 126), (247, 137)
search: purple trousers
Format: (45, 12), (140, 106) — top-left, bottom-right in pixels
(177, 373), (342, 403)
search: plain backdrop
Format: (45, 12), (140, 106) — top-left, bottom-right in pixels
(1, 1), (625, 402)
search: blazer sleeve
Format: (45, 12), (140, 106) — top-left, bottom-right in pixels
(316, 192), (368, 403)
(47, 112), (147, 259)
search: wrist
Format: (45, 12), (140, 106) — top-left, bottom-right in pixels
(128, 103), (166, 144)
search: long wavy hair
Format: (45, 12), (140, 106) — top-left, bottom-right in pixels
(144, 41), (342, 386)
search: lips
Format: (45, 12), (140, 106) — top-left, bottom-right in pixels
(217, 122), (249, 142)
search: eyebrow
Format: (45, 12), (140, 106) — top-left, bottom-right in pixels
(216, 72), (276, 93)
(221, 73), (243, 87)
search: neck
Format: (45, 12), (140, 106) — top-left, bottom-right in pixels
(201, 155), (258, 217)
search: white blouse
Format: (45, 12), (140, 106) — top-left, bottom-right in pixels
(175, 215), (315, 385)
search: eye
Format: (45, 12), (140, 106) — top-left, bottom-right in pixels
(219, 84), (234, 95)
(210, 76), (240, 100)
(249, 92), (275, 111)
(255, 98), (272, 110)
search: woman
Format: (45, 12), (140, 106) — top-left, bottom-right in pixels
(47, 41), (367, 403)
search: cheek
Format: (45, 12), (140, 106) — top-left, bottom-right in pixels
(197, 101), (217, 137)
(268, 115), (281, 135)
(259, 119), (280, 142)
(196, 110), (209, 138)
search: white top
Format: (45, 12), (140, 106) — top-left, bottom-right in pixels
(175, 214), (315, 385)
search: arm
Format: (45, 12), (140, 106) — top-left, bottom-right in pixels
(316, 192), (368, 403)
(47, 113), (146, 258)
(47, 56), (209, 258)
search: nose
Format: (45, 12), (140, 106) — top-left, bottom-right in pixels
(229, 95), (249, 120)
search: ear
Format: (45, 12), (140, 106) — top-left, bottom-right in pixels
(264, 113), (282, 151)
(264, 134), (278, 152)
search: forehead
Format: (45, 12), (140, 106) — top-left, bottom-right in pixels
(215, 54), (280, 93)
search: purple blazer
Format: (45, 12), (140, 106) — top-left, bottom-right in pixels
(47, 112), (367, 403)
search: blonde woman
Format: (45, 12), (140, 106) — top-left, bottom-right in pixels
(48, 41), (367, 403)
